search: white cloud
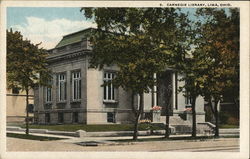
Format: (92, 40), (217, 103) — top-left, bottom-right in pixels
(11, 17), (97, 49)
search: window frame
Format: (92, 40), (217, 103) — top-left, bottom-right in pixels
(58, 112), (64, 123)
(58, 73), (66, 102)
(45, 86), (52, 103)
(72, 71), (81, 101)
(72, 112), (79, 123)
(45, 113), (50, 124)
(185, 91), (192, 107)
(103, 72), (116, 103)
(12, 87), (20, 94)
(107, 112), (116, 123)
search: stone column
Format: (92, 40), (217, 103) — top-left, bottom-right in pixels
(52, 74), (57, 109)
(39, 86), (44, 111)
(66, 70), (71, 109)
(172, 72), (176, 109)
(153, 73), (157, 106)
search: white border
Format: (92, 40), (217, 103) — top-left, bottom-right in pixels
(0, 1), (249, 159)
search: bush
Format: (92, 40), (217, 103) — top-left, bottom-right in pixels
(219, 112), (230, 124)
(227, 117), (239, 125)
(219, 112), (239, 125)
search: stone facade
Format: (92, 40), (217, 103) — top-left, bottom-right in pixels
(34, 28), (206, 125)
(7, 89), (34, 123)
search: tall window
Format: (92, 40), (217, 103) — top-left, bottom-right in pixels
(46, 87), (52, 102)
(185, 91), (192, 106)
(58, 74), (66, 101)
(72, 71), (81, 101)
(103, 72), (115, 101)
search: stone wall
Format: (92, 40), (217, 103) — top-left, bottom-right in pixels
(50, 112), (58, 124)
(7, 89), (34, 123)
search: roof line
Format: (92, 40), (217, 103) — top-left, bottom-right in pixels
(63, 27), (96, 38)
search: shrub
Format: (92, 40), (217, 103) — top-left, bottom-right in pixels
(227, 117), (239, 125)
(219, 112), (230, 124)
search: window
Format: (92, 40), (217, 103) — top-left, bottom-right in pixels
(46, 87), (52, 102)
(107, 112), (116, 123)
(58, 112), (64, 123)
(103, 72), (115, 101)
(185, 91), (192, 106)
(28, 104), (34, 113)
(45, 113), (50, 123)
(72, 112), (79, 123)
(72, 71), (81, 101)
(12, 87), (20, 94)
(58, 74), (66, 101)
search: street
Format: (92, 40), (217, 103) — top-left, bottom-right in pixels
(7, 136), (239, 152)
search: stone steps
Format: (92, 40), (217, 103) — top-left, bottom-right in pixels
(159, 116), (215, 134)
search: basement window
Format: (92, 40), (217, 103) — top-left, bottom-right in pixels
(12, 87), (20, 94)
(45, 113), (50, 124)
(58, 112), (64, 123)
(72, 112), (79, 123)
(107, 112), (116, 123)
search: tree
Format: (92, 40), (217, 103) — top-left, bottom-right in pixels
(194, 8), (239, 137)
(7, 29), (51, 135)
(81, 8), (191, 140)
(176, 50), (205, 138)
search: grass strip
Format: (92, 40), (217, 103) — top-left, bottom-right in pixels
(20, 123), (164, 132)
(219, 124), (239, 129)
(7, 133), (65, 141)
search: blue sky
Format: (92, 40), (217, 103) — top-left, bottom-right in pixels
(7, 7), (227, 49)
(7, 7), (96, 49)
(7, 7), (90, 28)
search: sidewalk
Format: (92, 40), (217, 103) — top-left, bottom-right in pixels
(6, 126), (240, 152)
(7, 134), (239, 152)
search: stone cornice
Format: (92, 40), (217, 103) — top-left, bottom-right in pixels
(47, 50), (91, 63)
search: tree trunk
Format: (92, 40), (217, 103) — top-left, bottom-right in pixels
(214, 100), (220, 137)
(133, 93), (144, 140)
(165, 105), (170, 138)
(25, 89), (29, 135)
(191, 97), (196, 138)
(133, 112), (141, 140)
(164, 71), (172, 139)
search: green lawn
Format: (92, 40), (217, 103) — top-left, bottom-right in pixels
(7, 122), (24, 127)
(7, 133), (65, 141)
(19, 123), (164, 132)
(219, 124), (239, 129)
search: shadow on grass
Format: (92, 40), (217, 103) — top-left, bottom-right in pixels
(7, 133), (66, 141)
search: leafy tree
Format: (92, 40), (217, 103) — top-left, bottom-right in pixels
(7, 29), (51, 135)
(81, 8), (191, 140)
(194, 8), (239, 137)
(176, 50), (206, 138)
